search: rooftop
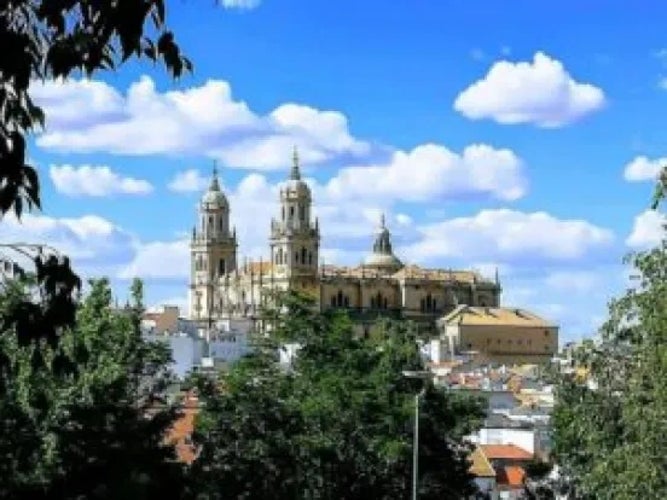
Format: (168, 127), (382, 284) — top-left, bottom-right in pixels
(469, 447), (496, 477)
(480, 444), (533, 461)
(441, 305), (556, 328)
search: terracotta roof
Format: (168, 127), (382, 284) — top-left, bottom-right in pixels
(166, 393), (200, 464)
(469, 447), (496, 477)
(320, 263), (495, 284)
(442, 306), (556, 328)
(480, 444), (533, 461)
(497, 466), (526, 487)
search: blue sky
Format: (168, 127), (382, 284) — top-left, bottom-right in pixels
(6, 0), (667, 342)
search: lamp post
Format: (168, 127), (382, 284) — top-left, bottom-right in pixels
(402, 370), (434, 500)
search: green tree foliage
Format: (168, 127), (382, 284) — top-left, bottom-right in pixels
(552, 170), (667, 499)
(0, 277), (185, 499)
(189, 292), (486, 500)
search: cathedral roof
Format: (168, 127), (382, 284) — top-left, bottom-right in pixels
(283, 146), (311, 197)
(201, 164), (228, 209)
(363, 214), (403, 272)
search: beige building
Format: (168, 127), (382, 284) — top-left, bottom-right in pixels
(438, 305), (559, 364)
(189, 150), (551, 343)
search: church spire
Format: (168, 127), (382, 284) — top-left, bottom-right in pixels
(290, 146), (301, 181)
(210, 160), (221, 191)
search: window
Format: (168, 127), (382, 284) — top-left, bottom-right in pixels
(219, 218), (223, 231)
(282, 207), (285, 220)
(295, 251), (299, 264)
(331, 296), (336, 307)
(344, 296), (350, 307)
(218, 259), (226, 275)
(332, 290), (349, 308)
(544, 330), (549, 336)
(308, 252), (313, 265)
(289, 206), (295, 218)
(299, 205), (305, 221)
(301, 247), (307, 265)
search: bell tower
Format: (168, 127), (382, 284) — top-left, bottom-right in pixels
(269, 147), (320, 288)
(189, 164), (238, 320)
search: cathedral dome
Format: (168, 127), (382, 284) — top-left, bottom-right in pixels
(364, 214), (403, 272)
(201, 167), (228, 209)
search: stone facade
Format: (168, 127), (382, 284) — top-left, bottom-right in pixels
(188, 151), (502, 335)
(438, 305), (559, 364)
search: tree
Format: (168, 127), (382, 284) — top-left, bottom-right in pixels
(0, 277), (186, 498)
(551, 168), (667, 499)
(189, 291), (486, 499)
(0, 4), (195, 494)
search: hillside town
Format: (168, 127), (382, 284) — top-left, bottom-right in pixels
(135, 162), (578, 499)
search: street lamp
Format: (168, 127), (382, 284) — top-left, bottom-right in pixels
(402, 370), (434, 500)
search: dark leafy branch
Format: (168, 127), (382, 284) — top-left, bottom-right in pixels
(0, 0), (192, 219)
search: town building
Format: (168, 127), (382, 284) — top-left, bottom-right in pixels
(438, 305), (559, 364)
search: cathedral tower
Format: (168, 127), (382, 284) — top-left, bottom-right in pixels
(269, 148), (320, 287)
(189, 165), (238, 320)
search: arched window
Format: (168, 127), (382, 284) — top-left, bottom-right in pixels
(218, 259), (226, 275)
(337, 290), (343, 307)
(289, 206), (295, 218)
(344, 296), (349, 307)
(301, 247), (307, 265)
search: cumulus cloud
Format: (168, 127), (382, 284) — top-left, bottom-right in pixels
(119, 240), (190, 280)
(33, 76), (370, 170)
(168, 169), (210, 193)
(626, 209), (665, 249)
(220, 0), (261, 9)
(50, 164), (153, 197)
(454, 52), (605, 127)
(623, 156), (666, 182)
(403, 209), (614, 264)
(324, 143), (527, 202)
(544, 270), (601, 293)
(1, 212), (135, 276)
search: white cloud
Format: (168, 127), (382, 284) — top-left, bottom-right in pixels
(454, 52), (605, 127)
(49, 164), (153, 197)
(324, 143), (527, 202)
(220, 0), (261, 9)
(403, 209), (614, 264)
(168, 169), (210, 193)
(1, 212), (135, 275)
(623, 155), (666, 182)
(544, 270), (600, 293)
(33, 76), (370, 170)
(626, 209), (665, 249)
(119, 240), (190, 280)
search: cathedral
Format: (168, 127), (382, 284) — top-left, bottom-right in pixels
(189, 150), (502, 335)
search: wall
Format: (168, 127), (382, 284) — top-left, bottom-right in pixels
(471, 428), (536, 454)
(447, 324), (558, 364)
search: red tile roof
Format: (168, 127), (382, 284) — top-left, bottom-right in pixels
(498, 465), (526, 487)
(480, 444), (532, 460)
(166, 393), (200, 464)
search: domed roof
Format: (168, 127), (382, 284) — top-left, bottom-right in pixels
(364, 252), (403, 269)
(364, 214), (403, 271)
(283, 146), (311, 197)
(200, 165), (228, 209)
